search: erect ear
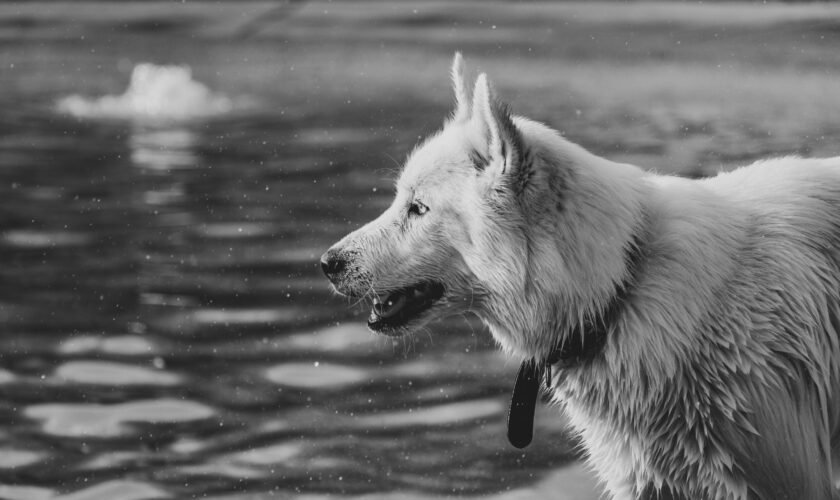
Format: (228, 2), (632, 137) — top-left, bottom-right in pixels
(451, 52), (470, 122)
(470, 73), (522, 182)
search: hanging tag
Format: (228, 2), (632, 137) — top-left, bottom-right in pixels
(507, 358), (543, 449)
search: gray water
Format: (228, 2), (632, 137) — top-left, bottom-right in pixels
(7, 2), (840, 498)
(0, 10), (582, 499)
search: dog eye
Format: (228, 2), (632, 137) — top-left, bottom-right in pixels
(408, 201), (429, 216)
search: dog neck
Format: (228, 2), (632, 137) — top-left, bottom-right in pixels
(550, 230), (646, 367)
(507, 230), (646, 449)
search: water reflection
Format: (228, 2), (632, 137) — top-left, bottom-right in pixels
(54, 360), (180, 386)
(351, 399), (504, 429)
(25, 398), (216, 438)
(265, 362), (371, 389)
(0, 369), (15, 384)
(54, 480), (169, 500)
(0, 55), (581, 500)
(0, 485), (54, 500)
(226, 442), (303, 466)
(130, 126), (199, 171)
(1, 229), (93, 249)
(0, 449), (44, 469)
(58, 334), (158, 355)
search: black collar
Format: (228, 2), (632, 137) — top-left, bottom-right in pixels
(507, 235), (645, 449)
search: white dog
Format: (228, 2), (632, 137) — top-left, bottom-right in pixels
(322, 54), (840, 500)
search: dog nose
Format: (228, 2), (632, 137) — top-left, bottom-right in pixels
(320, 250), (346, 280)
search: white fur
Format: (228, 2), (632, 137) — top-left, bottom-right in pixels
(326, 55), (840, 499)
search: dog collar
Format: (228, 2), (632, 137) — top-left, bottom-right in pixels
(506, 235), (645, 449)
(506, 320), (609, 449)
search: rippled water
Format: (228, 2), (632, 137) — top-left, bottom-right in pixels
(0, 31), (586, 500)
(11, 2), (837, 497)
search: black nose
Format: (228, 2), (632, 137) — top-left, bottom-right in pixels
(320, 250), (346, 280)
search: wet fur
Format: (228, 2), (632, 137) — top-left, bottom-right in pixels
(325, 54), (840, 499)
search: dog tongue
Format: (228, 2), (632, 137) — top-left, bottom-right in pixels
(373, 292), (408, 319)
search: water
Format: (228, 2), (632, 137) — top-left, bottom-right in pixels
(9, 3), (839, 497)
(0, 37), (584, 500)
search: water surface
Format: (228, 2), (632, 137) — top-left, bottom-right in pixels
(0, 11), (586, 500)
(4, 2), (840, 499)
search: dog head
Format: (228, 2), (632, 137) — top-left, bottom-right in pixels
(321, 54), (529, 336)
(322, 54), (643, 357)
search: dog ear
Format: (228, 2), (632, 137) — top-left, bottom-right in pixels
(451, 52), (470, 122)
(471, 73), (522, 182)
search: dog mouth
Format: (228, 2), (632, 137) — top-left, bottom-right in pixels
(368, 282), (445, 335)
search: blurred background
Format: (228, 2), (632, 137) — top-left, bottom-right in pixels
(1, 1), (840, 499)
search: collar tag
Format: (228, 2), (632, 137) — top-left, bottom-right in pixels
(507, 358), (543, 449)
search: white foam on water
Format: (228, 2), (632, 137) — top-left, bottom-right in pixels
(57, 63), (232, 122)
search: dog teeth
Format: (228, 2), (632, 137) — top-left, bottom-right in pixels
(373, 292), (407, 319)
